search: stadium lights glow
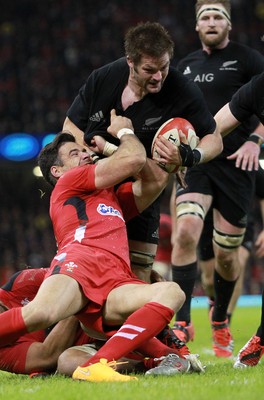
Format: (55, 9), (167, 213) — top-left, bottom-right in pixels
(33, 166), (43, 177)
(0, 133), (56, 162)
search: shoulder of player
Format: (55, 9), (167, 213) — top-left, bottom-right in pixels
(227, 40), (263, 58)
(55, 165), (96, 188)
(93, 57), (128, 79)
(177, 49), (203, 66)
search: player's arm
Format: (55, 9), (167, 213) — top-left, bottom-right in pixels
(131, 158), (169, 213)
(214, 103), (241, 137)
(215, 104), (264, 170)
(153, 128), (222, 168)
(63, 117), (86, 148)
(24, 316), (80, 373)
(93, 110), (146, 189)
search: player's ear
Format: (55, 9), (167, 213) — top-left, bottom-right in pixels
(50, 165), (63, 179)
(195, 23), (199, 32)
(126, 55), (134, 68)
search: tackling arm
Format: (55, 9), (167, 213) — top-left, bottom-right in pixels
(63, 117), (86, 148)
(132, 158), (169, 214)
(24, 316), (81, 373)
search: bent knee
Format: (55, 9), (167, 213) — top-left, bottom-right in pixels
(156, 281), (185, 310)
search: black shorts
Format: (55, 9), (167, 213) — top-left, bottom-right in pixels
(177, 159), (256, 228)
(126, 196), (161, 245)
(198, 206), (255, 261)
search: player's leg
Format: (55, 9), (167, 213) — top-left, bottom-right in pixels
(198, 207), (215, 310)
(126, 199), (161, 283)
(77, 281), (184, 364)
(227, 217), (253, 322)
(171, 190), (212, 341)
(0, 274), (87, 346)
(211, 210), (245, 357)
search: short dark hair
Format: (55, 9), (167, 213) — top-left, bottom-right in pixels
(124, 21), (174, 64)
(38, 132), (75, 187)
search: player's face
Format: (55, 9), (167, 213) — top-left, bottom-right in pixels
(196, 12), (231, 48)
(57, 142), (94, 172)
(129, 53), (170, 94)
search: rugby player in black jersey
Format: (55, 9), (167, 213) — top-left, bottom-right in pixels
(198, 167), (264, 326)
(170, 0), (264, 358)
(215, 71), (264, 367)
(62, 21), (222, 285)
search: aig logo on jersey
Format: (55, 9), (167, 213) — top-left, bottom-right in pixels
(194, 73), (214, 83)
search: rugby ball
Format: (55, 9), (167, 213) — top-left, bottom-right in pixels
(151, 118), (197, 172)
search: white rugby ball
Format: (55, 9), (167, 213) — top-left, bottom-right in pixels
(151, 117), (197, 172)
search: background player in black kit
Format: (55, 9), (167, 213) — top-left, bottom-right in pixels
(215, 71), (264, 368)
(170, 0), (264, 357)
(198, 167), (264, 324)
(62, 21), (222, 284)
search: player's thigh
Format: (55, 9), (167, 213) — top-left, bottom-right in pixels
(213, 209), (246, 235)
(104, 281), (177, 322)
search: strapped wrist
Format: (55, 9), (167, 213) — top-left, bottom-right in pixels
(248, 133), (264, 146)
(103, 142), (118, 156)
(117, 128), (134, 139)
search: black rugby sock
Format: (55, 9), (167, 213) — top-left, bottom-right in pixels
(212, 270), (237, 322)
(172, 262), (197, 324)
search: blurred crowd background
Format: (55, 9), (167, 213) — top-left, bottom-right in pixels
(0, 0), (264, 293)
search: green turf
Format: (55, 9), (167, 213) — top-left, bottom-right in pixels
(1, 306), (263, 400)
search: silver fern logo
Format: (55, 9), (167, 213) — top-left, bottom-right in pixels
(222, 61), (237, 67)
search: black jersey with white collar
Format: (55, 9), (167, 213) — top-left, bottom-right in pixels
(67, 57), (216, 158)
(177, 41), (264, 158)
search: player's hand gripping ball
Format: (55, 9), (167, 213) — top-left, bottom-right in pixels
(151, 118), (197, 172)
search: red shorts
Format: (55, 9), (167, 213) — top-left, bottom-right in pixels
(45, 244), (145, 335)
(0, 331), (45, 374)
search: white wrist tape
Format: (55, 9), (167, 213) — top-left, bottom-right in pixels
(194, 147), (205, 164)
(102, 142), (118, 156)
(117, 128), (134, 139)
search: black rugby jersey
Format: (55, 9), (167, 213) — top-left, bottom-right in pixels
(230, 72), (264, 126)
(67, 57), (216, 158)
(177, 41), (264, 158)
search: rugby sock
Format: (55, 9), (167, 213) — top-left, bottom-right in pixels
(80, 302), (174, 366)
(212, 270), (237, 322)
(136, 336), (181, 358)
(0, 307), (28, 346)
(256, 289), (264, 345)
(172, 262), (197, 324)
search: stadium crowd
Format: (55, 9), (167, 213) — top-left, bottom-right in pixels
(0, 0), (264, 292)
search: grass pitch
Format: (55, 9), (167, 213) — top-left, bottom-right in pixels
(1, 306), (263, 400)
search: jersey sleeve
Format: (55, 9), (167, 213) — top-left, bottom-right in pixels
(115, 182), (139, 222)
(66, 69), (101, 132)
(229, 76), (256, 122)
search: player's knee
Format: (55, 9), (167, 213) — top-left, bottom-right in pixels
(23, 304), (56, 330)
(57, 349), (76, 376)
(173, 201), (204, 249)
(156, 281), (185, 310)
(130, 250), (155, 282)
(213, 229), (244, 265)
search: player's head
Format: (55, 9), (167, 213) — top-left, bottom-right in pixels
(38, 132), (96, 187)
(195, 0), (231, 18)
(195, 1), (232, 48)
(124, 22), (174, 94)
